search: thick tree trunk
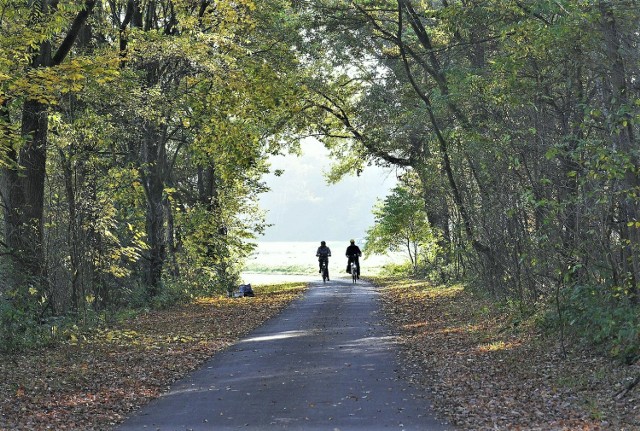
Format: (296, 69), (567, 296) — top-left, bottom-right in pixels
(144, 194), (166, 294)
(2, 100), (49, 291)
(198, 165), (217, 209)
(140, 129), (167, 297)
(165, 195), (180, 277)
(197, 164), (221, 257)
(1, 0), (96, 296)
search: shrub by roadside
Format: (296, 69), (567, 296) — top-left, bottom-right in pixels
(376, 277), (640, 430)
(0, 283), (306, 431)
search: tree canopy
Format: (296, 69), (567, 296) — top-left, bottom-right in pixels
(0, 0), (313, 347)
(1, 0), (639, 360)
(295, 0), (640, 360)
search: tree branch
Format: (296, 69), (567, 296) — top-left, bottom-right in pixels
(313, 91), (413, 167)
(52, 0), (97, 65)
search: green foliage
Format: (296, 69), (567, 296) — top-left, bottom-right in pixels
(0, 299), (37, 353)
(0, 291), (83, 353)
(297, 0), (640, 358)
(559, 284), (640, 363)
(0, 260), (53, 351)
(0, 0), (314, 349)
(148, 279), (204, 310)
(364, 173), (442, 275)
(2, 0), (639, 362)
(376, 261), (415, 277)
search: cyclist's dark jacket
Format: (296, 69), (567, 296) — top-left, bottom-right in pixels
(316, 246), (331, 258)
(346, 244), (362, 259)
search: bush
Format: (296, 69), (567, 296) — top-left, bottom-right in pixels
(150, 279), (197, 309)
(378, 261), (415, 276)
(0, 299), (59, 352)
(559, 284), (640, 363)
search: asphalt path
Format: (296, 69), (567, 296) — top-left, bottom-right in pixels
(115, 277), (450, 430)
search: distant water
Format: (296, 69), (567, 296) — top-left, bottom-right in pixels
(241, 241), (403, 284)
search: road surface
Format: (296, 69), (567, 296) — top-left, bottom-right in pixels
(115, 277), (450, 430)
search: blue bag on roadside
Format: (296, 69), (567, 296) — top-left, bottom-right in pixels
(236, 284), (254, 297)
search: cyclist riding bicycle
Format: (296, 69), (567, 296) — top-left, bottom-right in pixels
(316, 241), (331, 276)
(345, 239), (362, 279)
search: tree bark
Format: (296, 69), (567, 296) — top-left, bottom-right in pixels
(3, 99), (49, 289)
(1, 0), (96, 295)
(139, 125), (167, 296)
(59, 148), (81, 312)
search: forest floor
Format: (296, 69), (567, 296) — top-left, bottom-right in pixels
(377, 277), (640, 431)
(0, 283), (306, 430)
(1, 278), (639, 430)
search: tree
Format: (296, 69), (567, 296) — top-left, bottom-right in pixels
(365, 174), (439, 275)
(297, 0), (640, 356)
(1, 0), (313, 343)
(1, 0), (97, 305)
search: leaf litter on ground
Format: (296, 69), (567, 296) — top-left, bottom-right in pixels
(0, 283), (305, 431)
(3, 279), (640, 430)
(376, 277), (640, 431)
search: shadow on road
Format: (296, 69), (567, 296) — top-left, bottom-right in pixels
(116, 279), (451, 431)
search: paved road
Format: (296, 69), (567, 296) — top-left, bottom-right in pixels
(116, 277), (450, 430)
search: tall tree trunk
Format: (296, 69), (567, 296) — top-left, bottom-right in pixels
(140, 127), (167, 297)
(2, 99), (49, 292)
(1, 0), (96, 297)
(164, 184), (180, 277)
(598, 1), (640, 300)
(396, 0), (489, 257)
(59, 148), (81, 312)
(197, 163), (221, 251)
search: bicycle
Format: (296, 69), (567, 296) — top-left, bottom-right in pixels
(320, 258), (329, 283)
(351, 260), (358, 283)
(348, 255), (359, 283)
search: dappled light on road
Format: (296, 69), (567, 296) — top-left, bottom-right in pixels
(116, 279), (450, 430)
(240, 330), (311, 343)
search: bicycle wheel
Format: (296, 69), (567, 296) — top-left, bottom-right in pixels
(351, 264), (357, 283)
(322, 264), (328, 283)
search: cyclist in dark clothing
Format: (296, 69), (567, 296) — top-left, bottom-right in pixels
(316, 241), (331, 275)
(345, 239), (362, 278)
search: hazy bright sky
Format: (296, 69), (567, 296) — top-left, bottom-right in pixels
(258, 139), (398, 242)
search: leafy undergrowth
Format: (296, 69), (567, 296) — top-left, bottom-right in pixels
(0, 283), (306, 431)
(376, 277), (640, 431)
